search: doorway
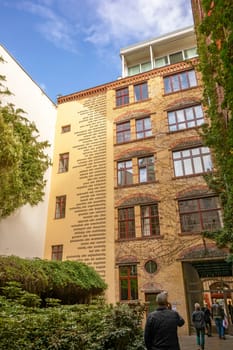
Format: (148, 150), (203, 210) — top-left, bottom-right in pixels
(182, 260), (233, 334)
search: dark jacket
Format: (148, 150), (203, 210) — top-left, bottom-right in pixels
(202, 307), (211, 322)
(192, 310), (205, 329)
(144, 306), (185, 350)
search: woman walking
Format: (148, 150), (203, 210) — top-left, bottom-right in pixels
(192, 303), (205, 350)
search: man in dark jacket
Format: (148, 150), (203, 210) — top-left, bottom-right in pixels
(144, 292), (185, 350)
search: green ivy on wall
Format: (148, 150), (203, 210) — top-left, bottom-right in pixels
(195, 0), (233, 253)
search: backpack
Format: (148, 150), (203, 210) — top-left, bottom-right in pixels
(192, 311), (205, 329)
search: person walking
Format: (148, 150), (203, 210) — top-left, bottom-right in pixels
(192, 303), (205, 350)
(201, 303), (212, 336)
(144, 292), (185, 350)
(211, 299), (225, 339)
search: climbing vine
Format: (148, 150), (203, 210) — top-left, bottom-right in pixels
(194, 0), (233, 252)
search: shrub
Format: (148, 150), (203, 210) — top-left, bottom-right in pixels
(0, 296), (146, 349)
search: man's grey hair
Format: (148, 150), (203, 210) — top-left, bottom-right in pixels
(156, 292), (168, 306)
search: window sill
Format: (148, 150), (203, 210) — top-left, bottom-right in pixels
(163, 85), (199, 97)
(120, 300), (140, 304)
(114, 135), (154, 146)
(116, 235), (163, 242)
(115, 180), (158, 189)
(166, 125), (203, 134)
(172, 172), (212, 180)
(114, 98), (151, 109)
(178, 232), (202, 236)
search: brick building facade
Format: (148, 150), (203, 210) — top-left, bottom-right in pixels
(44, 25), (233, 334)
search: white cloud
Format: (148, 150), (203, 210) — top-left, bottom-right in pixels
(17, 0), (79, 53)
(14, 0), (193, 53)
(85, 0), (193, 47)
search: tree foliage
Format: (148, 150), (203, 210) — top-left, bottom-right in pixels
(0, 256), (107, 304)
(0, 57), (51, 218)
(195, 0), (233, 252)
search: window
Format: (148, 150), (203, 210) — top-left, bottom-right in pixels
(119, 265), (138, 300)
(169, 51), (183, 64)
(145, 260), (158, 274)
(173, 146), (212, 177)
(116, 121), (131, 143)
(168, 105), (204, 132)
(117, 160), (133, 186)
(136, 117), (152, 139)
(58, 153), (69, 173)
(154, 56), (168, 68)
(154, 48), (198, 69)
(128, 65), (140, 76)
(128, 62), (151, 76)
(61, 125), (71, 133)
(116, 87), (129, 107)
(138, 156), (155, 183)
(141, 62), (151, 72)
(141, 204), (160, 236)
(51, 245), (63, 261)
(134, 82), (148, 102)
(184, 47), (198, 59)
(118, 207), (135, 239)
(179, 196), (222, 233)
(164, 70), (197, 93)
(55, 195), (66, 219)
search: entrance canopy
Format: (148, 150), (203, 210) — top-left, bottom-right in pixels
(192, 259), (233, 278)
(178, 245), (232, 278)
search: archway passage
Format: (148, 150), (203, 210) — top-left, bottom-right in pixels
(181, 254), (233, 334)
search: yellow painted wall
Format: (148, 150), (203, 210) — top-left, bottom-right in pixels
(44, 90), (116, 303)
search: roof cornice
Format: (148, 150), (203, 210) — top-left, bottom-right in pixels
(57, 57), (199, 104)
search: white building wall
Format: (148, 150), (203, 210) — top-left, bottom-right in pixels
(0, 44), (57, 258)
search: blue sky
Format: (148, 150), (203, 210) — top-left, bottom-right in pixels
(0, 0), (194, 103)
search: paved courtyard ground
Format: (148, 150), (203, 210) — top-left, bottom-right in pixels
(179, 334), (233, 350)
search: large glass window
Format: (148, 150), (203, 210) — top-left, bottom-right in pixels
(119, 265), (138, 301)
(51, 245), (63, 261)
(173, 146), (212, 177)
(55, 195), (66, 219)
(58, 153), (69, 173)
(116, 121), (131, 143)
(117, 160), (133, 186)
(138, 156), (155, 183)
(134, 82), (148, 102)
(164, 70), (197, 93)
(136, 117), (152, 139)
(168, 105), (204, 132)
(118, 207), (135, 239)
(141, 204), (160, 236)
(116, 87), (129, 107)
(178, 196), (222, 233)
